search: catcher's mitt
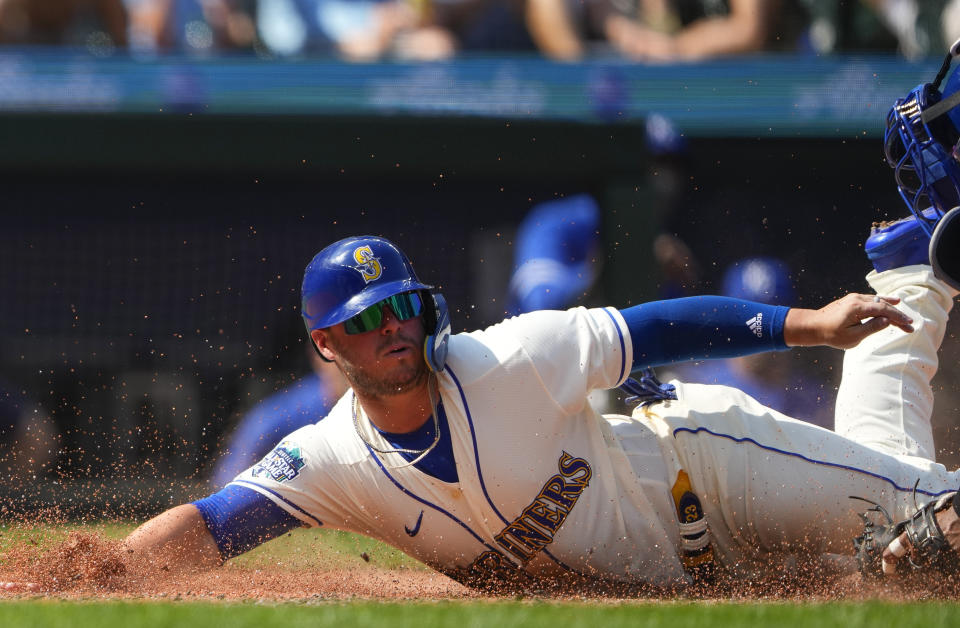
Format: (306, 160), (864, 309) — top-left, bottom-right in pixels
(852, 491), (960, 578)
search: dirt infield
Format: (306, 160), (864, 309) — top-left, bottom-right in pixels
(3, 531), (960, 603)
(0, 532), (475, 601)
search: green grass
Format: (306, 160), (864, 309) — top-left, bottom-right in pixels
(232, 527), (423, 571)
(0, 522), (132, 550)
(0, 600), (958, 628)
(3, 522), (960, 627)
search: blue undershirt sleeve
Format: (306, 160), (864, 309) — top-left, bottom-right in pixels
(619, 296), (790, 371)
(192, 484), (306, 560)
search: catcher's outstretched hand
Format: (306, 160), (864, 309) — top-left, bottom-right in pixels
(783, 294), (913, 350)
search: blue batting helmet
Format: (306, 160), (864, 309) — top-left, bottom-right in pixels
(301, 236), (450, 372)
(885, 39), (960, 235)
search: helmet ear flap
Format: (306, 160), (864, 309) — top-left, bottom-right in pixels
(423, 292), (450, 373)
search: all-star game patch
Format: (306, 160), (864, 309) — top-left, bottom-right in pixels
(251, 440), (306, 482)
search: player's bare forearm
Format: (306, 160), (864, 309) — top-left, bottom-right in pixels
(783, 293), (914, 349)
(122, 503), (222, 572)
(1, 504), (220, 592)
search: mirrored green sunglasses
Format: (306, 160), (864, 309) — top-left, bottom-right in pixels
(343, 292), (425, 335)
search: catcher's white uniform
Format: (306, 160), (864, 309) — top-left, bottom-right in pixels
(230, 266), (960, 588)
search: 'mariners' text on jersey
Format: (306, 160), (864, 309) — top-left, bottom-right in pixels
(461, 450), (591, 584)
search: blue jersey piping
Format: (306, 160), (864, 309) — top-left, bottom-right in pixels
(672, 426), (956, 498)
(364, 441), (502, 555)
(230, 479), (325, 527)
(445, 366), (576, 572)
(600, 307), (628, 383)
(364, 364), (579, 573)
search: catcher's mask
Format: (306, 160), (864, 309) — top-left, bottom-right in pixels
(301, 235), (450, 372)
(885, 38), (960, 235)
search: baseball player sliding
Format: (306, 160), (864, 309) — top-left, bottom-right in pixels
(10, 51), (960, 595)
(97, 215), (951, 592)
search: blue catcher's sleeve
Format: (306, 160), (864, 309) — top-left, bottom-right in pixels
(620, 296), (789, 371)
(193, 484), (306, 560)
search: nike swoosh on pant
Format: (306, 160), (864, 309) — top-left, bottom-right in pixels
(405, 510), (424, 537)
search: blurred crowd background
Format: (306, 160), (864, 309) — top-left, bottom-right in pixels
(4, 0), (960, 517)
(0, 0), (959, 61)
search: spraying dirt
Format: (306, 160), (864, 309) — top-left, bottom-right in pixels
(2, 531), (959, 603)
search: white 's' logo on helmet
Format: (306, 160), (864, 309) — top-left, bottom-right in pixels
(352, 245), (383, 283)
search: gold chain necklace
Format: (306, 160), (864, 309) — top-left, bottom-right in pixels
(352, 374), (441, 467)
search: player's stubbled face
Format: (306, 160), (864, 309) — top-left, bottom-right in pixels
(326, 306), (428, 398)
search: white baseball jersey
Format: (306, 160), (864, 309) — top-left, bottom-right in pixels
(229, 267), (960, 588)
(231, 306), (691, 588)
